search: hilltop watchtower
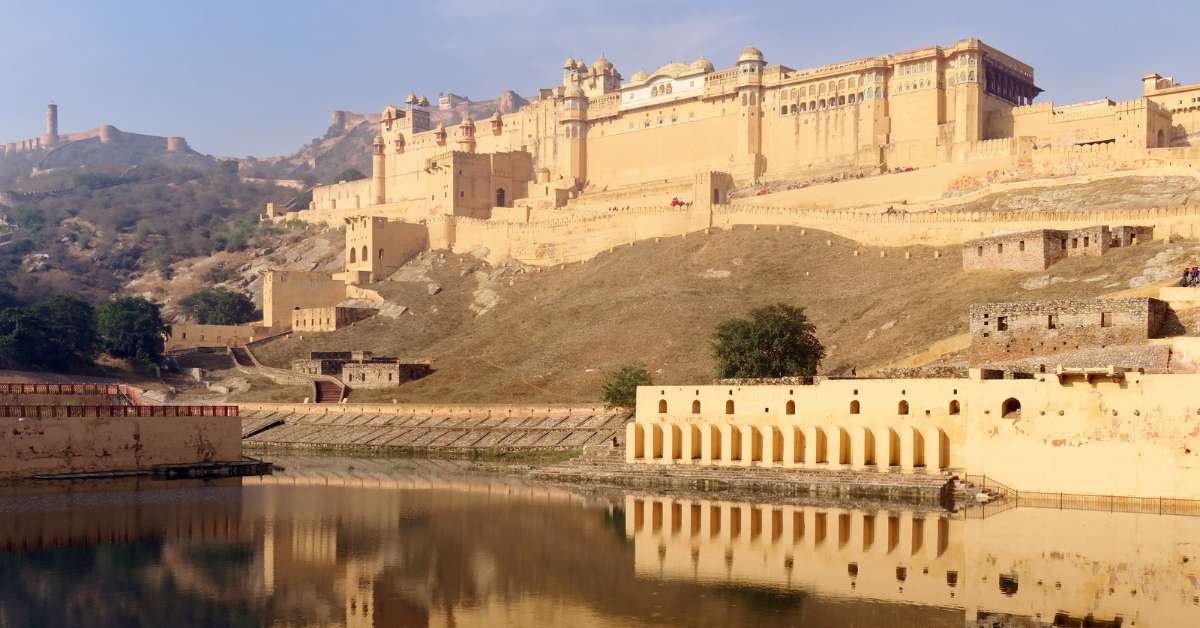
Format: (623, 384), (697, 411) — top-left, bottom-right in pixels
(42, 102), (59, 147)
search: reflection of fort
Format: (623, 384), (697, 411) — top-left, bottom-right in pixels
(626, 494), (1200, 626)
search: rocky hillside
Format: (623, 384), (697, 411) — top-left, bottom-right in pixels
(240, 226), (1199, 404)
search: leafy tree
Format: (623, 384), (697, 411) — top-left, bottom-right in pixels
(711, 303), (825, 379)
(601, 363), (652, 408)
(179, 288), (256, 325)
(33, 295), (99, 367)
(97, 297), (168, 369)
(0, 307), (52, 368)
(334, 168), (366, 183)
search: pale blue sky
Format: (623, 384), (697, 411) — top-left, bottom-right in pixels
(1, 0), (1195, 157)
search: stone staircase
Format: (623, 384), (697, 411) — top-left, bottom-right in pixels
(230, 347), (254, 367)
(314, 380), (343, 404)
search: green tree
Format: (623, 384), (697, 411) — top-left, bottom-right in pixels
(0, 307), (52, 368)
(217, 159), (240, 176)
(97, 297), (168, 369)
(33, 295), (99, 368)
(711, 303), (825, 379)
(600, 363), (652, 408)
(179, 288), (256, 325)
(335, 168), (366, 182)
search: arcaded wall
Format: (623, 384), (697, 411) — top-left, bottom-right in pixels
(0, 415), (242, 479)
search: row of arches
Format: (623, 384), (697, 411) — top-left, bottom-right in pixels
(658, 398), (965, 416)
(629, 422), (949, 471)
(627, 498), (951, 561)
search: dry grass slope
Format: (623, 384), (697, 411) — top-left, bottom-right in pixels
(247, 225), (1183, 404)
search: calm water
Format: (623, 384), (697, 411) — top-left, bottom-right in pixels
(1, 454), (1198, 628)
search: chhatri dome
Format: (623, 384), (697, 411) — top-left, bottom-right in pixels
(737, 46), (764, 63)
(591, 55), (614, 73)
(691, 56), (715, 72)
(630, 69), (649, 84)
(563, 56), (577, 70)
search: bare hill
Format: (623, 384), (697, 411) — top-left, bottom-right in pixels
(247, 226), (1196, 404)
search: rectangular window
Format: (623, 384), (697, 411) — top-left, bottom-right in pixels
(1047, 314), (1057, 329)
(1084, 236), (1090, 247)
(1018, 240), (1025, 252)
(1101, 312), (1113, 328)
(997, 316), (1008, 331)
(1072, 238), (1079, 248)
(977, 246), (983, 257)
(998, 243), (1004, 254)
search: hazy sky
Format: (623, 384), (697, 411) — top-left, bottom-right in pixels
(1, 0), (1195, 157)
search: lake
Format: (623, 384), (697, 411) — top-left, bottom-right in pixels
(0, 454), (1196, 627)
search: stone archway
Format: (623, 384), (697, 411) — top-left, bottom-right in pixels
(496, 188), (507, 207)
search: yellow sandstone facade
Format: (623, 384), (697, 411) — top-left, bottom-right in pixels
(627, 367), (1200, 500)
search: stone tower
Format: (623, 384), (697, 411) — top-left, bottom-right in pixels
(43, 102), (59, 147)
(735, 47), (766, 181)
(560, 82), (588, 186)
(371, 134), (386, 205)
(951, 49), (984, 144)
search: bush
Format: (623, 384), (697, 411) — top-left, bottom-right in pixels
(179, 288), (256, 325)
(711, 303), (825, 379)
(601, 363), (652, 408)
(334, 168), (366, 183)
(97, 297), (168, 369)
(0, 294), (98, 370)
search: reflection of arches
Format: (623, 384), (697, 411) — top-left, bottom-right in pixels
(786, 400), (796, 415)
(898, 400), (909, 415)
(850, 400), (860, 414)
(1001, 397), (1021, 419)
(496, 187), (507, 206)
(949, 400), (960, 415)
(658, 399), (667, 413)
(691, 400), (700, 414)
(725, 400), (735, 414)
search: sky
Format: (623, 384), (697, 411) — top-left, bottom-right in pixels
(1, 0), (1196, 158)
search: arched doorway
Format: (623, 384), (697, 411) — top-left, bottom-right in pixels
(1157, 129), (1166, 148)
(495, 188), (506, 207)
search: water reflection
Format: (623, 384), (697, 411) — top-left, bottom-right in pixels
(0, 455), (1196, 627)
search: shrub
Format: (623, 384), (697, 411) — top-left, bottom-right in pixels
(711, 303), (825, 379)
(97, 297), (168, 369)
(334, 168), (366, 183)
(179, 288), (256, 325)
(601, 363), (652, 408)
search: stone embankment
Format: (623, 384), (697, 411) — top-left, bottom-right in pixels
(238, 403), (630, 452)
(533, 443), (955, 506)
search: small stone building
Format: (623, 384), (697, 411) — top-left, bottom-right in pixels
(969, 297), (1167, 361)
(342, 358), (432, 388)
(962, 225), (1153, 272)
(291, 306), (377, 332)
(291, 351), (375, 376)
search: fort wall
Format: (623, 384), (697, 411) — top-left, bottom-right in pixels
(0, 414), (242, 479)
(262, 271), (347, 328)
(967, 298), (1166, 361)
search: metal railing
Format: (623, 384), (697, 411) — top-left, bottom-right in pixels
(961, 474), (1200, 517)
(0, 405), (239, 418)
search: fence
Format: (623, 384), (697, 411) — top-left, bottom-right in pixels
(962, 474), (1200, 517)
(0, 405), (239, 418)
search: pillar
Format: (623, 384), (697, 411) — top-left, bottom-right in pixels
(625, 423), (640, 463)
(925, 426), (946, 470)
(804, 425), (822, 468)
(663, 422), (677, 463)
(900, 427), (917, 472)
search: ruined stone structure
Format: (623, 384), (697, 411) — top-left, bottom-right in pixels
(962, 225), (1155, 271)
(626, 364), (1200, 500)
(968, 298), (1167, 361)
(291, 306), (376, 333)
(2, 103), (196, 158)
(342, 357), (432, 388)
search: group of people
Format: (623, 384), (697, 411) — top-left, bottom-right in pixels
(1181, 267), (1200, 287)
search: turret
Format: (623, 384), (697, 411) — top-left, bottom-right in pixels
(456, 115), (476, 153)
(559, 84), (588, 185)
(735, 47), (766, 180)
(43, 102), (58, 147)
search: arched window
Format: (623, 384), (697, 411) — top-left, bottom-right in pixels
(691, 400), (700, 414)
(786, 400), (796, 415)
(361, 245), (368, 262)
(496, 188), (506, 207)
(898, 400), (909, 415)
(349, 247), (356, 263)
(1157, 129), (1166, 148)
(658, 399), (667, 413)
(849, 400), (860, 415)
(725, 400), (735, 415)
(949, 400), (961, 415)
(790, 104), (797, 114)
(1001, 398), (1021, 419)
(838, 95), (845, 106)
